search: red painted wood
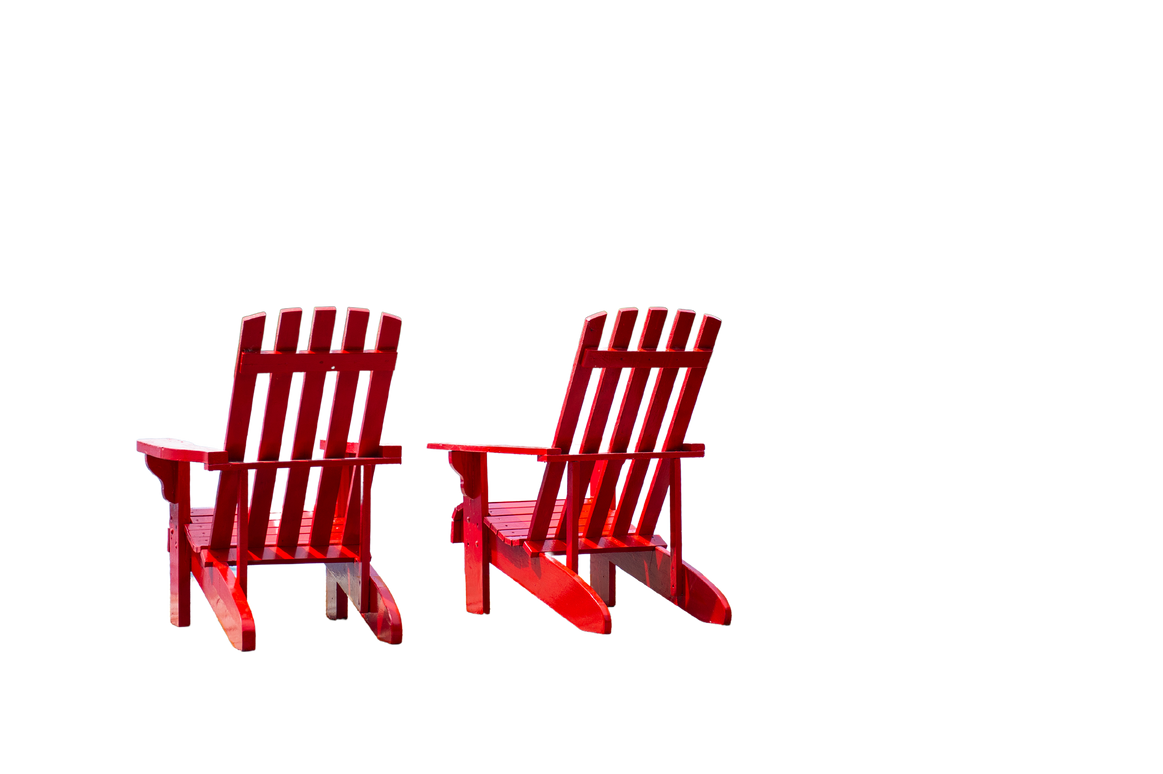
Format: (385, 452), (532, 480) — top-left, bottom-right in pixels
(429, 308), (730, 634)
(311, 308), (369, 547)
(637, 314), (721, 537)
(489, 539), (611, 634)
(137, 438), (228, 465)
(611, 309), (695, 536)
(190, 550), (256, 651)
(576, 308), (637, 542)
(668, 458), (682, 602)
(448, 451), (490, 614)
(565, 462), (582, 572)
(606, 548), (731, 625)
(529, 313), (606, 541)
(170, 461), (191, 627)
(139, 307), (405, 650)
(237, 349), (396, 375)
(356, 313), (402, 461)
(278, 307), (336, 547)
(249, 308), (302, 548)
(588, 307), (668, 538)
(210, 313), (266, 550)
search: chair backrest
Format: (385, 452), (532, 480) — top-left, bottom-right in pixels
(526, 307), (721, 543)
(206, 307), (401, 551)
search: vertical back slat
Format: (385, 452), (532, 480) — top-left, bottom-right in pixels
(277, 307), (337, 547)
(247, 308), (302, 547)
(341, 313), (402, 548)
(569, 308), (636, 541)
(527, 312), (606, 542)
(356, 313), (402, 456)
(609, 309), (695, 536)
(636, 314), (721, 536)
(589, 307), (668, 538)
(209, 313), (265, 549)
(309, 308), (370, 547)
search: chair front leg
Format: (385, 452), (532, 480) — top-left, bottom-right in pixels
(448, 451), (490, 614)
(147, 454), (192, 627)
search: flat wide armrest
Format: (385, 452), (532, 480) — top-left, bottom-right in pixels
(427, 443), (560, 456)
(138, 438), (229, 464)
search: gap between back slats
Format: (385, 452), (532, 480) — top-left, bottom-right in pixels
(209, 306), (398, 554)
(531, 307), (720, 545)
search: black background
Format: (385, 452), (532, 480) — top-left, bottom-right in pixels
(129, 268), (762, 664)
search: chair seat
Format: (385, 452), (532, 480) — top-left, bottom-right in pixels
(480, 499), (667, 556)
(185, 509), (359, 564)
(484, 498), (613, 545)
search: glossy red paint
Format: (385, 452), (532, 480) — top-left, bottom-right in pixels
(139, 307), (404, 651)
(428, 307), (731, 633)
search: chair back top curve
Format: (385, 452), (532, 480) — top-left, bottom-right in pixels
(206, 307), (401, 551)
(527, 307), (720, 543)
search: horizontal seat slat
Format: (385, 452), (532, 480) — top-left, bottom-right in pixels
(204, 545), (360, 566)
(183, 509), (348, 550)
(482, 498), (644, 548)
(523, 534), (667, 557)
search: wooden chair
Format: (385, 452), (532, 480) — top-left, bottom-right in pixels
(429, 307), (732, 633)
(139, 307), (404, 650)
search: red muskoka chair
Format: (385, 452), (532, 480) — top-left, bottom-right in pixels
(139, 307), (404, 651)
(429, 307), (732, 633)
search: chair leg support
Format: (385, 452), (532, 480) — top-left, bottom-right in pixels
(590, 555), (616, 607)
(170, 516), (191, 627)
(190, 550), (257, 651)
(325, 562), (403, 644)
(607, 547), (732, 625)
(325, 571), (348, 620)
(491, 540), (612, 634)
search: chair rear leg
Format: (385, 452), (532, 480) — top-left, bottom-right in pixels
(607, 548), (731, 625)
(326, 570), (348, 620)
(361, 565), (403, 644)
(591, 555), (616, 606)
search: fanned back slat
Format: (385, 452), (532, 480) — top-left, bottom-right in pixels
(277, 307), (337, 547)
(527, 313), (606, 542)
(568, 308), (636, 541)
(357, 314), (402, 456)
(636, 314), (721, 536)
(588, 307), (668, 539)
(248, 308), (302, 547)
(609, 309), (695, 535)
(209, 314), (266, 549)
(309, 308), (370, 547)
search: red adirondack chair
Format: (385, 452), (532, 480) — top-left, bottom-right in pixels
(429, 307), (732, 633)
(139, 307), (404, 650)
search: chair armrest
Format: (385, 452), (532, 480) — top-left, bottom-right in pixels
(137, 438), (228, 464)
(535, 449), (705, 462)
(427, 443), (560, 457)
(318, 440), (402, 458)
